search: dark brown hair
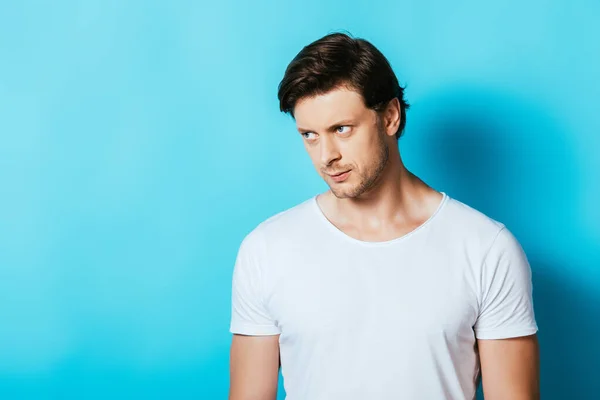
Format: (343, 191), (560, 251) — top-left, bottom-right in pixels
(277, 32), (410, 139)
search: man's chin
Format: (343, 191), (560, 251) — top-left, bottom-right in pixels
(329, 186), (356, 200)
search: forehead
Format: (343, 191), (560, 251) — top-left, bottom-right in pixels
(294, 87), (369, 129)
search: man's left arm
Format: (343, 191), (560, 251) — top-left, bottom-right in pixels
(478, 334), (540, 399)
(474, 227), (540, 399)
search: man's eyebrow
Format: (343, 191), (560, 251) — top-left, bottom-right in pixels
(297, 119), (355, 133)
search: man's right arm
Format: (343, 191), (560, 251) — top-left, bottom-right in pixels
(229, 333), (281, 400)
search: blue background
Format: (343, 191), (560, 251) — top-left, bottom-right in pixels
(1, 1), (598, 399)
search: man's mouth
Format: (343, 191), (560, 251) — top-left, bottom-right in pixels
(329, 170), (349, 176)
(328, 170), (351, 182)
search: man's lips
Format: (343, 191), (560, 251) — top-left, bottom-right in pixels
(327, 170), (350, 177)
(328, 170), (351, 182)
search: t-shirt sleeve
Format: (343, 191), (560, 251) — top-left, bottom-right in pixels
(229, 232), (281, 336)
(473, 226), (539, 340)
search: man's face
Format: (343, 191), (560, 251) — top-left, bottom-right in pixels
(294, 87), (391, 199)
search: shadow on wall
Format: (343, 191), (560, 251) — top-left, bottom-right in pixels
(412, 86), (600, 399)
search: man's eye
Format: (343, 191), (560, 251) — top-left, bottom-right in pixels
(302, 132), (316, 139)
(336, 126), (350, 134)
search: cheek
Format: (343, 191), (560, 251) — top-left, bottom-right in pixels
(307, 148), (320, 164)
(305, 147), (324, 171)
(341, 141), (371, 165)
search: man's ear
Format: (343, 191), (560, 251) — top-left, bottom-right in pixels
(384, 98), (401, 137)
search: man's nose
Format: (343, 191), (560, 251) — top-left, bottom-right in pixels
(320, 135), (341, 166)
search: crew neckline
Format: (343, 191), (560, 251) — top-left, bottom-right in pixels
(311, 192), (449, 247)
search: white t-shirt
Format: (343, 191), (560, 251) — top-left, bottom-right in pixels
(229, 192), (538, 400)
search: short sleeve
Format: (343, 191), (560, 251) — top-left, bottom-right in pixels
(474, 227), (539, 339)
(229, 232), (281, 336)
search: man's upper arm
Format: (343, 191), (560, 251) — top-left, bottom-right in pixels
(230, 231), (281, 336)
(478, 334), (540, 399)
(229, 230), (281, 399)
(474, 227), (538, 339)
(474, 226), (540, 398)
(229, 334), (280, 400)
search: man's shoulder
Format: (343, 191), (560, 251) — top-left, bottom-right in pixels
(441, 194), (507, 242)
(241, 195), (316, 245)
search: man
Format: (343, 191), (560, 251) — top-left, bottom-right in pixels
(229, 32), (540, 400)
